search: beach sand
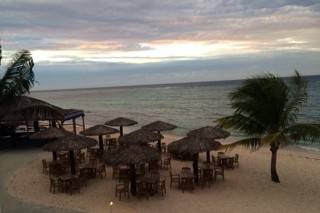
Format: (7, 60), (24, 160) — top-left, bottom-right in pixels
(6, 132), (320, 213)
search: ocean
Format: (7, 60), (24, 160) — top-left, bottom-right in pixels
(31, 75), (320, 150)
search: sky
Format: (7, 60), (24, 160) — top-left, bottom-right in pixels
(0, 0), (319, 90)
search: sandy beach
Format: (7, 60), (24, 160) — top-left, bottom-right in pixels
(6, 133), (320, 213)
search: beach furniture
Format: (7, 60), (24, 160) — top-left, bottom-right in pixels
(105, 117), (138, 136)
(141, 120), (177, 151)
(115, 181), (130, 201)
(169, 170), (180, 188)
(214, 163), (225, 181)
(180, 170), (194, 192)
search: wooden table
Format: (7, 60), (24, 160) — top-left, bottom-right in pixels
(219, 155), (235, 169)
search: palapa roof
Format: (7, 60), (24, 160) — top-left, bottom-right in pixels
(43, 135), (97, 151)
(118, 129), (163, 145)
(168, 136), (221, 155)
(187, 126), (230, 139)
(0, 96), (84, 122)
(80, 125), (119, 136)
(104, 145), (160, 165)
(105, 117), (137, 126)
(141, 120), (177, 132)
(30, 127), (73, 140)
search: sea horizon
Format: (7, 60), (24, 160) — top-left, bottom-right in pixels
(32, 73), (320, 93)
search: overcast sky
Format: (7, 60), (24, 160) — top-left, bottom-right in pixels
(1, 0), (319, 90)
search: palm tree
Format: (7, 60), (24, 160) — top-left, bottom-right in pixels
(218, 71), (320, 183)
(0, 43), (35, 101)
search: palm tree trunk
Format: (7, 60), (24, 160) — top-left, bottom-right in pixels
(270, 142), (280, 183)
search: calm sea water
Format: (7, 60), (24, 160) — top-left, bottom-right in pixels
(31, 75), (320, 150)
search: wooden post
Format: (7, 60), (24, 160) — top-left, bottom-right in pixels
(206, 151), (210, 163)
(52, 152), (57, 161)
(69, 150), (76, 175)
(82, 115), (85, 131)
(193, 153), (199, 184)
(157, 130), (161, 151)
(120, 125), (123, 136)
(129, 164), (137, 196)
(99, 135), (104, 150)
(72, 118), (77, 135)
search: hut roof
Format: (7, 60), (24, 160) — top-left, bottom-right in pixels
(187, 126), (230, 139)
(141, 120), (177, 132)
(168, 136), (221, 155)
(105, 117), (137, 126)
(0, 96), (84, 122)
(80, 125), (119, 136)
(118, 129), (163, 145)
(30, 127), (73, 140)
(104, 145), (159, 165)
(43, 135), (97, 152)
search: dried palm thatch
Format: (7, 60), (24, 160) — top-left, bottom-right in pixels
(0, 96), (65, 121)
(142, 120), (177, 132)
(30, 127), (73, 140)
(168, 136), (221, 155)
(43, 135), (97, 151)
(104, 145), (159, 165)
(80, 125), (119, 136)
(187, 125), (230, 139)
(118, 129), (163, 145)
(105, 117), (137, 126)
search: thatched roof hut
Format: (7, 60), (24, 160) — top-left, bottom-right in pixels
(80, 125), (119, 136)
(118, 129), (163, 145)
(30, 127), (72, 140)
(104, 145), (159, 165)
(105, 117), (137, 136)
(168, 136), (221, 155)
(80, 125), (119, 150)
(168, 135), (221, 183)
(43, 135), (97, 152)
(142, 120), (177, 132)
(187, 126), (230, 139)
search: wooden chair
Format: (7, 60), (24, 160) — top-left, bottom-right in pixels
(42, 159), (49, 175)
(214, 164), (224, 181)
(169, 170), (180, 188)
(161, 143), (167, 153)
(49, 176), (59, 193)
(136, 181), (149, 199)
(118, 168), (129, 182)
(180, 177), (194, 193)
(161, 157), (171, 170)
(115, 182), (130, 201)
(158, 178), (166, 196)
(68, 177), (81, 195)
(201, 168), (213, 188)
(234, 154), (239, 168)
(112, 166), (119, 179)
(97, 164), (107, 178)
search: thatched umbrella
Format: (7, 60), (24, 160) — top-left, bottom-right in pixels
(105, 117), (137, 136)
(187, 126), (230, 162)
(30, 127), (73, 160)
(104, 145), (159, 195)
(43, 135), (97, 175)
(142, 120), (177, 151)
(118, 129), (163, 145)
(168, 136), (221, 183)
(80, 125), (119, 151)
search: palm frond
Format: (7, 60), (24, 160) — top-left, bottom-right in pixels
(217, 114), (266, 135)
(0, 50), (34, 98)
(282, 70), (307, 126)
(284, 123), (320, 143)
(221, 137), (262, 151)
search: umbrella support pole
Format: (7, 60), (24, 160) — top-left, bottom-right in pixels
(69, 150), (76, 175)
(129, 164), (137, 196)
(120, 126), (123, 136)
(206, 151), (210, 163)
(193, 153), (199, 184)
(157, 140), (161, 151)
(52, 152), (57, 161)
(99, 135), (104, 151)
